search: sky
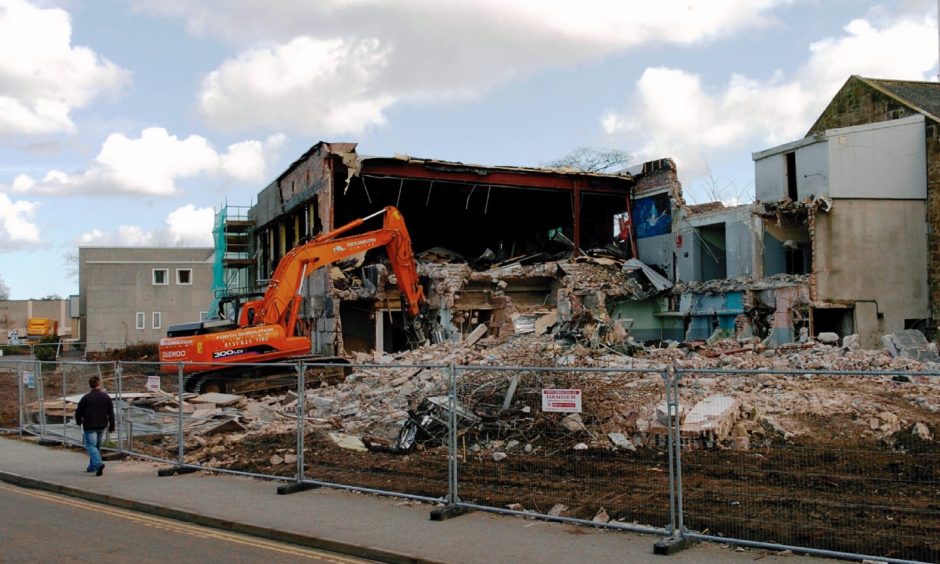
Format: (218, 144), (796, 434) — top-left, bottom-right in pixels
(0, 0), (938, 300)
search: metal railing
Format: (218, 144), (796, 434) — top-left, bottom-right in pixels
(1, 358), (937, 563)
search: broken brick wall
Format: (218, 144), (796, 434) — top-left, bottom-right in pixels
(809, 77), (940, 322)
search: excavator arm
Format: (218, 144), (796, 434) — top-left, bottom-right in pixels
(255, 206), (427, 332)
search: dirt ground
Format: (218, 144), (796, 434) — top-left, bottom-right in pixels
(161, 422), (937, 563)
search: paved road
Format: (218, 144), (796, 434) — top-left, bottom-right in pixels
(0, 482), (370, 563)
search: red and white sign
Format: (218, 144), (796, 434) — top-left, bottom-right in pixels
(146, 375), (161, 392)
(541, 389), (582, 413)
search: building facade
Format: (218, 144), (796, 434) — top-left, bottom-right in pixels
(79, 247), (214, 351)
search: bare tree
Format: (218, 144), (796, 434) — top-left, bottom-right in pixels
(685, 157), (755, 206)
(0, 274), (9, 300)
(546, 147), (633, 173)
(63, 250), (79, 280)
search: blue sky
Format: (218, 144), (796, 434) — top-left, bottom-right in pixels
(0, 0), (938, 299)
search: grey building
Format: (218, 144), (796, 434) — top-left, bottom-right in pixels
(79, 247), (214, 351)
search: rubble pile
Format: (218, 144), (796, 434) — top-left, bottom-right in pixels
(145, 329), (940, 470)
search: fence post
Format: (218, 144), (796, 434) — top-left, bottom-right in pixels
(664, 368), (677, 534)
(115, 362), (124, 455)
(177, 362), (184, 468)
(430, 362), (467, 520)
(296, 361), (305, 482)
(673, 367), (686, 535)
(277, 361), (319, 495)
(654, 365), (697, 555)
(61, 360), (66, 443)
(37, 361), (46, 440)
(17, 361), (24, 436)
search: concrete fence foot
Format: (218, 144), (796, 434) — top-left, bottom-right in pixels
(157, 465), (199, 477)
(276, 482), (321, 495)
(430, 504), (471, 521)
(653, 534), (698, 556)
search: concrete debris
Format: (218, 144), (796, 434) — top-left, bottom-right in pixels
(912, 422), (933, 441)
(328, 432), (368, 452)
(816, 332), (839, 345)
(592, 508), (610, 524)
(882, 329), (940, 362)
(561, 413), (586, 432)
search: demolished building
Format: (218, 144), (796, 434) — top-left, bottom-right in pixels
(216, 142), (684, 356)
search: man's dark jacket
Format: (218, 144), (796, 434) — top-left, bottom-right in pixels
(75, 389), (115, 432)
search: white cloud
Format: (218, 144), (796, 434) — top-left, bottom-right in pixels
(199, 37), (394, 134)
(602, 11), (939, 178)
(0, 0), (130, 137)
(133, 0), (793, 135)
(0, 192), (41, 250)
(77, 204), (214, 247)
(12, 128), (286, 196)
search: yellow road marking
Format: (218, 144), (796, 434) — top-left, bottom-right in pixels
(0, 482), (366, 563)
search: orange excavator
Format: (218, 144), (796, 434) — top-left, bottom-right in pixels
(159, 206), (428, 392)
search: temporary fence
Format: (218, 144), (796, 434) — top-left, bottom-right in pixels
(450, 365), (674, 536)
(0, 361), (18, 433)
(2, 358), (938, 563)
(672, 368), (940, 564)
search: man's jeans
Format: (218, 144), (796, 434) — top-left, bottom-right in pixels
(83, 429), (104, 471)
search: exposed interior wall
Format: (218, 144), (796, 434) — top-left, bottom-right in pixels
(762, 215), (811, 276)
(827, 116), (926, 199)
(609, 298), (677, 342)
(813, 199), (928, 347)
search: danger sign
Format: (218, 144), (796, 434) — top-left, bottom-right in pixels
(541, 389), (582, 413)
(146, 375), (161, 392)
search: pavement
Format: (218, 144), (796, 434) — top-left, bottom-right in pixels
(0, 435), (828, 564)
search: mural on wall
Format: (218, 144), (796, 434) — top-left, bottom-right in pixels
(634, 192), (671, 239)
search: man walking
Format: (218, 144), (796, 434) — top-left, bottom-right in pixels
(75, 375), (115, 476)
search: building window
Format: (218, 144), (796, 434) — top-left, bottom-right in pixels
(152, 312), (162, 330)
(177, 268), (192, 285)
(199, 311), (208, 321)
(785, 152), (798, 201)
(153, 269), (168, 285)
(135, 312), (145, 330)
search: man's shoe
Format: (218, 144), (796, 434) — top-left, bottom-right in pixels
(95, 464), (105, 476)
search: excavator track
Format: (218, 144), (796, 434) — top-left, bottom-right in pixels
(183, 356), (350, 395)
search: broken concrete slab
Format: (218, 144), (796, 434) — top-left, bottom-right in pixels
(192, 392), (244, 407)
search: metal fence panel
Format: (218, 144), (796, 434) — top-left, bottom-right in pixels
(300, 362), (449, 501)
(674, 369), (940, 563)
(179, 361), (300, 482)
(117, 361), (183, 465)
(0, 361), (19, 433)
(453, 366), (673, 534)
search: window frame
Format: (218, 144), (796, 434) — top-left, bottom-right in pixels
(135, 312), (145, 330)
(152, 311), (162, 330)
(176, 268), (193, 285)
(152, 268), (169, 285)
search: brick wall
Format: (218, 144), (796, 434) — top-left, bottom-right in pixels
(809, 77), (939, 320)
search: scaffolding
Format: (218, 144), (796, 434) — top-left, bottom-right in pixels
(209, 205), (254, 319)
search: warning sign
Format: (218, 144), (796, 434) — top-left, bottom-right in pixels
(146, 375), (161, 392)
(541, 389), (582, 413)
